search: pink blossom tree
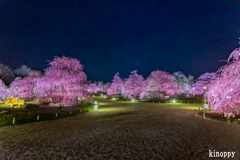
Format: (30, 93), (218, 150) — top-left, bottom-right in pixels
(102, 82), (110, 93)
(97, 81), (104, 92)
(192, 72), (218, 96)
(107, 73), (124, 96)
(123, 70), (146, 99)
(87, 83), (97, 94)
(16, 71), (42, 99)
(142, 70), (180, 99)
(0, 79), (7, 100)
(40, 56), (89, 103)
(207, 48), (240, 116)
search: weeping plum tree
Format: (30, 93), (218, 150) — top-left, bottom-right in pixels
(142, 70), (179, 99)
(39, 56), (89, 103)
(207, 48), (240, 116)
(124, 70), (146, 99)
(107, 73), (124, 96)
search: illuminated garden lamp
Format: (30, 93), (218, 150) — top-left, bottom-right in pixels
(94, 105), (98, 110)
(173, 100), (176, 103)
(113, 98), (115, 100)
(94, 101), (97, 104)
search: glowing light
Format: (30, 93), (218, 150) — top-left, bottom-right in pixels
(131, 99), (135, 102)
(113, 98), (115, 100)
(94, 101), (97, 104)
(226, 96), (231, 99)
(204, 86), (207, 89)
(186, 95), (189, 97)
(93, 95), (94, 97)
(231, 89), (233, 91)
(193, 87), (195, 90)
(78, 97), (80, 100)
(82, 97), (84, 99)
(94, 105), (98, 110)
(173, 100), (176, 103)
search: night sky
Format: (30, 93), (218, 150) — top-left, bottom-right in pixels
(0, 0), (239, 82)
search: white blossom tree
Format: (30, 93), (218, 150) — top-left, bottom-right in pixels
(14, 64), (32, 78)
(173, 71), (190, 97)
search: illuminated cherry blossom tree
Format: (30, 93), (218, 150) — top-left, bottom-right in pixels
(97, 81), (104, 92)
(7, 77), (22, 98)
(87, 83), (97, 94)
(17, 71), (42, 99)
(207, 48), (240, 116)
(187, 74), (195, 93)
(107, 73), (124, 96)
(102, 82), (110, 93)
(173, 71), (190, 95)
(41, 56), (88, 103)
(123, 70), (146, 99)
(192, 72), (218, 95)
(0, 79), (7, 100)
(142, 70), (180, 99)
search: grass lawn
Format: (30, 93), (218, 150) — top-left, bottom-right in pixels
(0, 103), (98, 127)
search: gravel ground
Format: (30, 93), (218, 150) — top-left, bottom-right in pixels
(0, 97), (240, 160)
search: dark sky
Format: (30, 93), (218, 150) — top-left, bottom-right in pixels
(0, 0), (240, 82)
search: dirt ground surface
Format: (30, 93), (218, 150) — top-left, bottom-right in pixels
(0, 96), (240, 160)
